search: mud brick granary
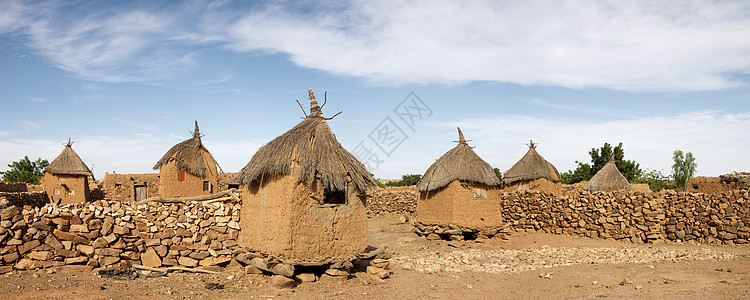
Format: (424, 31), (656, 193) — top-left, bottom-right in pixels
(235, 88), (375, 263)
(503, 140), (562, 194)
(153, 121), (221, 198)
(42, 139), (93, 205)
(416, 127), (502, 233)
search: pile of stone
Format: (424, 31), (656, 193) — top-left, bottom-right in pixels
(0, 199), (243, 273)
(366, 187), (418, 215)
(231, 247), (392, 287)
(412, 221), (509, 242)
(500, 190), (749, 245)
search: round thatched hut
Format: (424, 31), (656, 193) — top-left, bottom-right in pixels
(153, 121), (220, 199)
(503, 140), (561, 194)
(235, 89), (375, 262)
(42, 139), (93, 205)
(584, 155), (632, 192)
(416, 127), (502, 230)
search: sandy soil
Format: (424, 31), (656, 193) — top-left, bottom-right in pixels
(1, 215), (748, 299)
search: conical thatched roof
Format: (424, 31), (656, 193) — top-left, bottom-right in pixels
(584, 155), (631, 191)
(503, 140), (561, 184)
(417, 127), (501, 192)
(45, 139), (93, 176)
(235, 88), (375, 193)
(153, 121), (221, 178)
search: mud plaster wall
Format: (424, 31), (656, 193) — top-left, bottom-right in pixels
(290, 181), (367, 261)
(417, 181), (502, 230)
(102, 174), (160, 202)
(239, 174), (293, 257)
(240, 170), (368, 261)
(0, 183), (27, 193)
(159, 158), (218, 198)
(41, 173), (90, 205)
(687, 177), (740, 194)
(451, 183), (502, 229)
(504, 178), (561, 195)
(0, 199), (242, 271)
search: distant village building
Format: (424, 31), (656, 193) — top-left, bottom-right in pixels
(42, 139), (93, 204)
(503, 140), (562, 194)
(584, 155), (632, 192)
(153, 121), (221, 198)
(102, 173), (160, 202)
(235, 89), (375, 262)
(416, 127), (502, 230)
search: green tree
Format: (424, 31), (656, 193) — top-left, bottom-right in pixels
(493, 168), (503, 182)
(385, 174), (422, 187)
(634, 169), (675, 192)
(561, 142), (642, 184)
(672, 150), (697, 191)
(1, 156), (49, 184)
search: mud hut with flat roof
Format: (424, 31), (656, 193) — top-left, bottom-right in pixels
(416, 127), (502, 236)
(584, 155), (632, 192)
(503, 140), (562, 194)
(235, 89), (375, 263)
(42, 139), (93, 205)
(153, 121), (220, 198)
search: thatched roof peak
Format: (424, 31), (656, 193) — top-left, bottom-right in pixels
(45, 138), (93, 177)
(193, 120), (201, 138)
(236, 89), (375, 193)
(417, 127), (501, 192)
(503, 140), (561, 184)
(153, 121), (221, 178)
(584, 156), (631, 192)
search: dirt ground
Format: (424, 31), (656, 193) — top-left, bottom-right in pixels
(1, 215), (748, 299)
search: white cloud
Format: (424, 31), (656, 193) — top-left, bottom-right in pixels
(449, 110), (750, 177)
(226, 1), (750, 91)
(28, 97), (46, 103)
(3, 1), (750, 91)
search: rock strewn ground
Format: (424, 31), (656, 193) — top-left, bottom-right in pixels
(394, 245), (742, 274)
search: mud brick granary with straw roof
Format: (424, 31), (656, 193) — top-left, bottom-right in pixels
(584, 155), (632, 192)
(503, 140), (562, 194)
(235, 88), (375, 263)
(414, 127), (503, 239)
(153, 121), (221, 198)
(42, 138), (94, 205)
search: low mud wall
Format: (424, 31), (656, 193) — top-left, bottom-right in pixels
(0, 199), (242, 272)
(368, 188), (749, 245)
(366, 187), (418, 215)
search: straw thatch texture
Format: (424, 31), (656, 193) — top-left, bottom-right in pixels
(153, 121), (220, 178)
(236, 89), (375, 193)
(417, 127), (501, 192)
(584, 157), (631, 191)
(45, 140), (93, 176)
(503, 141), (561, 184)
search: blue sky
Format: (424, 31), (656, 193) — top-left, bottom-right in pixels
(1, 0), (749, 180)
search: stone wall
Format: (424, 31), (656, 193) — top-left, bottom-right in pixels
(0, 182), (27, 193)
(0, 199), (242, 272)
(501, 190), (749, 245)
(0, 191), (49, 208)
(367, 187), (750, 245)
(366, 186), (418, 215)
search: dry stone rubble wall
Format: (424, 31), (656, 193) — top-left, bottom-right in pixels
(0, 199), (242, 272)
(366, 188), (749, 245)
